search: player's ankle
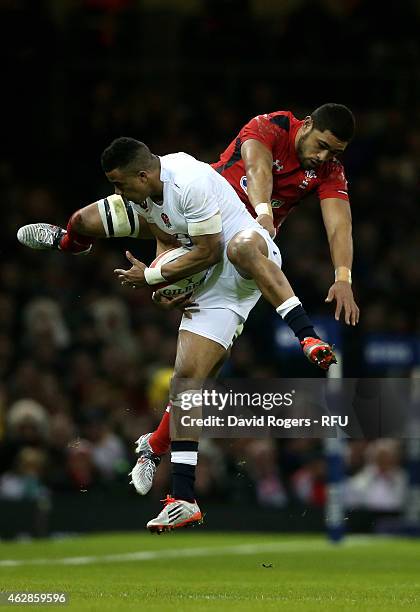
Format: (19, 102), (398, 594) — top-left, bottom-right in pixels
(278, 302), (319, 342)
(149, 434), (170, 455)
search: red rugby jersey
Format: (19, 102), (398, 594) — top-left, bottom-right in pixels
(211, 110), (349, 231)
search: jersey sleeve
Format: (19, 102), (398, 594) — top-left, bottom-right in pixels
(317, 161), (350, 202)
(239, 114), (284, 152)
(181, 175), (220, 225)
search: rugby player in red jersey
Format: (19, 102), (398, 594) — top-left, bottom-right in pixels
(212, 103), (359, 327)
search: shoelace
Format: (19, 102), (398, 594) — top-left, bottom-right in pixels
(161, 494), (176, 506)
(37, 227), (53, 245)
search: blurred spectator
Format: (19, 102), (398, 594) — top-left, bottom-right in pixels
(80, 408), (128, 480)
(345, 439), (407, 512)
(195, 439), (227, 500)
(291, 454), (326, 508)
(244, 440), (287, 508)
(64, 439), (100, 491)
(0, 447), (49, 501)
(0, 399), (50, 474)
(146, 367), (172, 413)
(22, 298), (70, 349)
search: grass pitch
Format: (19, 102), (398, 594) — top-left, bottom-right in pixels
(1, 532), (419, 611)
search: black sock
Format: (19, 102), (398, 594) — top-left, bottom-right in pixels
(284, 305), (319, 342)
(171, 441), (198, 503)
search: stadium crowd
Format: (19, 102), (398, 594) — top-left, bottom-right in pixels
(1, 0), (419, 517)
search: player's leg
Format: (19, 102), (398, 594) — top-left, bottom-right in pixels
(17, 202), (101, 254)
(131, 333), (234, 494)
(146, 328), (230, 533)
(17, 196), (151, 254)
(58, 204), (100, 254)
(227, 228), (336, 369)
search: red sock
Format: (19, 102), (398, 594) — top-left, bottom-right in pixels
(149, 403), (171, 455)
(59, 212), (93, 254)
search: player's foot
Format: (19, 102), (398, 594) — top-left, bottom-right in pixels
(135, 432), (154, 455)
(129, 433), (161, 495)
(301, 337), (337, 371)
(147, 495), (203, 534)
(17, 223), (66, 250)
(17, 223), (92, 255)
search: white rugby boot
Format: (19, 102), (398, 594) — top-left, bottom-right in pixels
(17, 223), (66, 250)
(147, 495), (203, 533)
(17, 223), (92, 255)
(129, 433), (161, 495)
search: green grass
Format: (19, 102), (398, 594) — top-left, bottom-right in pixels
(1, 532), (420, 611)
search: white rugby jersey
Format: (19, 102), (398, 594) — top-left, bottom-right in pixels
(131, 152), (260, 246)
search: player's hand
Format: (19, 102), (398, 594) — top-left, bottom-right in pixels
(256, 214), (276, 238)
(152, 291), (199, 319)
(325, 281), (360, 326)
(114, 250), (147, 288)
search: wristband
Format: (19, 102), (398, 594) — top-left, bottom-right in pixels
(144, 266), (166, 285)
(255, 202), (273, 217)
(335, 266), (352, 284)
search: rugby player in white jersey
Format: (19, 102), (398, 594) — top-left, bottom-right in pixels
(18, 138), (336, 532)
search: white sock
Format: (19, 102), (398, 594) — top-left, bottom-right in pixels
(171, 451), (198, 466)
(276, 296), (301, 319)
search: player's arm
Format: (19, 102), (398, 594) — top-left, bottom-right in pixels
(114, 213), (223, 288)
(240, 139), (276, 237)
(146, 222), (180, 255)
(320, 197), (360, 326)
(160, 228), (223, 282)
(143, 222), (197, 317)
(112, 224), (198, 315)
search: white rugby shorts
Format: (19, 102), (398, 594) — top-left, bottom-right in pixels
(179, 227), (282, 349)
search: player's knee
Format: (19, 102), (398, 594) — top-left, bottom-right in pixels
(227, 232), (263, 267)
(69, 209), (85, 233)
(169, 377), (203, 435)
(170, 371), (200, 394)
(69, 206), (101, 236)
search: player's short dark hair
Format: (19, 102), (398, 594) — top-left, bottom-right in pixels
(101, 137), (156, 173)
(310, 103), (355, 142)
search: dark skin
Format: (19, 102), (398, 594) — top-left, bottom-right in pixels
(106, 163), (223, 301)
(240, 117), (359, 326)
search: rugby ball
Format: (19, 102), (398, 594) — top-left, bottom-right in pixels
(150, 247), (208, 298)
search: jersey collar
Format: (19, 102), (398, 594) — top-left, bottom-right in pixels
(289, 118), (304, 167)
(158, 156), (171, 183)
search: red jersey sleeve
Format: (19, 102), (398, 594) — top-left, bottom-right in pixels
(239, 114), (287, 152)
(317, 160), (350, 202)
